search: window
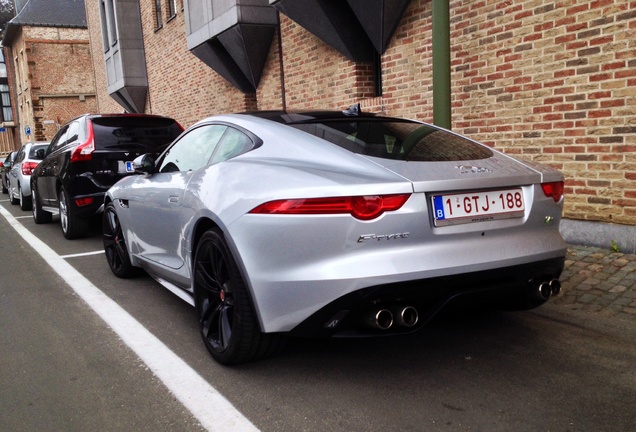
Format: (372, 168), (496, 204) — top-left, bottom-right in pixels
(14, 57), (21, 93)
(19, 51), (26, 91)
(159, 125), (227, 172)
(15, 146), (26, 164)
(289, 120), (494, 162)
(90, 116), (182, 151)
(49, 125), (70, 153)
(100, 0), (118, 51)
(29, 144), (49, 159)
(167, 0), (176, 19)
(155, 0), (163, 29)
(210, 127), (254, 164)
(0, 84), (11, 123)
(100, 0), (110, 51)
(66, 121), (81, 144)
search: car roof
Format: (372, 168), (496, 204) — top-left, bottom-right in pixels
(244, 107), (412, 125)
(64, 113), (177, 124)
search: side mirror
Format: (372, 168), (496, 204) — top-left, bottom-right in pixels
(133, 154), (156, 175)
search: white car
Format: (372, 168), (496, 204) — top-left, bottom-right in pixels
(8, 142), (49, 210)
(103, 107), (566, 364)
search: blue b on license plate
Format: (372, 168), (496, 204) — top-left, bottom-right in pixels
(432, 188), (525, 226)
(118, 161), (135, 173)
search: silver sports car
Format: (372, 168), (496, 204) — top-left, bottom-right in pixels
(103, 106), (566, 365)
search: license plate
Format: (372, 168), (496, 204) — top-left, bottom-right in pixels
(118, 161), (135, 173)
(432, 188), (525, 226)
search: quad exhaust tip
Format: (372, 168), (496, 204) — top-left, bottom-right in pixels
(366, 306), (419, 330)
(393, 306), (419, 328)
(537, 279), (562, 301)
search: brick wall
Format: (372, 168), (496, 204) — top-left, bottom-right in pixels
(84, 0), (636, 227)
(269, 15), (377, 111)
(9, 25), (97, 144)
(448, 0), (636, 226)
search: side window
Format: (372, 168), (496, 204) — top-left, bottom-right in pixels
(49, 125), (70, 153)
(158, 124), (227, 173)
(66, 121), (81, 145)
(210, 127), (254, 164)
(15, 147), (26, 163)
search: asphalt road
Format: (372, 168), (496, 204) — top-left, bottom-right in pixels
(1, 197), (635, 432)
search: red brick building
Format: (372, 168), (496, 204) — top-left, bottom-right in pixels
(2, 0), (97, 147)
(87, 1), (636, 251)
(0, 49), (17, 155)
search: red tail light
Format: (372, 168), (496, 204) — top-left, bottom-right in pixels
(21, 161), (39, 176)
(541, 181), (564, 202)
(249, 194), (411, 220)
(70, 121), (95, 163)
(75, 197), (94, 207)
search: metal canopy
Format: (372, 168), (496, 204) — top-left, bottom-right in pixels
(347, 0), (411, 54)
(271, 0), (374, 62)
(110, 87), (148, 115)
(192, 24), (276, 93)
(185, 0), (278, 93)
(271, 0), (412, 61)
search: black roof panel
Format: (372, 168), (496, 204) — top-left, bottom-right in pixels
(11, 0), (86, 28)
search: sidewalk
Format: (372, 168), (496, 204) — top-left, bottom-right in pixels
(552, 244), (636, 321)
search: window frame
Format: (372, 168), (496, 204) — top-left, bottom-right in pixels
(166, 0), (177, 20)
(156, 122), (261, 173)
(154, 0), (163, 30)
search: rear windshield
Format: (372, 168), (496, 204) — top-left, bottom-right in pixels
(289, 119), (492, 161)
(91, 117), (182, 154)
(29, 144), (49, 160)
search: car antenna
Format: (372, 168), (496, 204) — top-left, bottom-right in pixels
(342, 103), (361, 116)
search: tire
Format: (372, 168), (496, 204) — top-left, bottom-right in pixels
(59, 187), (89, 239)
(31, 185), (52, 224)
(9, 185), (18, 205)
(103, 201), (139, 278)
(193, 229), (284, 365)
(19, 185), (32, 211)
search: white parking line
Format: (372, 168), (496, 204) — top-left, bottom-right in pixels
(60, 250), (105, 259)
(0, 206), (259, 432)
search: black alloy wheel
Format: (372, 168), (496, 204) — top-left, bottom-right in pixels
(103, 201), (138, 278)
(193, 229), (283, 365)
(31, 185), (52, 224)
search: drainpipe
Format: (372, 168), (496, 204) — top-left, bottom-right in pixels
(432, 0), (451, 130)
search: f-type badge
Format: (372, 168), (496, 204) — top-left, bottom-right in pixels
(456, 165), (492, 174)
(358, 232), (410, 243)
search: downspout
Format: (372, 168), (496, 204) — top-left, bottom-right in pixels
(276, 11), (286, 111)
(432, 0), (451, 130)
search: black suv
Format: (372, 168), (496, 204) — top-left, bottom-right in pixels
(31, 114), (183, 239)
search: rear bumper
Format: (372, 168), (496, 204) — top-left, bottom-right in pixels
(289, 255), (565, 338)
(71, 192), (106, 218)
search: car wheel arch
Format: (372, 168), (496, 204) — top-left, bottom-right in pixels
(191, 218), (221, 265)
(190, 217), (255, 299)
